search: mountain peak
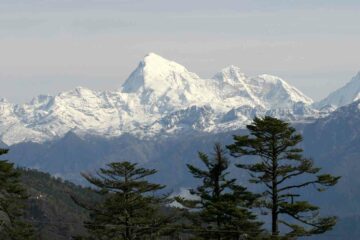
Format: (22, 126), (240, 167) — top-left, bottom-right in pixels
(141, 52), (189, 74)
(56, 87), (96, 100)
(220, 65), (242, 72)
(145, 52), (161, 57)
(315, 71), (360, 109)
(252, 74), (313, 106)
(143, 52), (171, 63)
(121, 53), (199, 94)
(213, 65), (247, 84)
(257, 74), (281, 81)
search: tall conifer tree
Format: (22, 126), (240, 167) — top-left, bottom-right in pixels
(73, 161), (174, 240)
(0, 149), (35, 240)
(176, 143), (264, 239)
(227, 116), (340, 239)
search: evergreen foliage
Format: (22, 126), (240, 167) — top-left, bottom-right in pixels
(227, 116), (340, 239)
(0, 149), (35, 240)
(176, 143), (264, 239)
(73, 161), (174, 240)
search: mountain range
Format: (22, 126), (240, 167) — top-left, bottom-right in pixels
(2, 52), (360, 189)
(0, 53), (328, 145)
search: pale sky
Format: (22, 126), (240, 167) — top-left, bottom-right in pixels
(0, 0), (360, 103)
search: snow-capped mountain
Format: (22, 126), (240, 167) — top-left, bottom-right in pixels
(0, 53), (318, 145)
(213, 65), (313, 109)
(314, 72), (360, 109)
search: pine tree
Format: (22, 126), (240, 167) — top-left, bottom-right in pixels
(73, 161), (174, 240)
(0, 149), (35, 240)
(227, 116), (340, 239)
(176, 143), (264, 239)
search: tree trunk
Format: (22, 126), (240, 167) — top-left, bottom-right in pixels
(271, 135), (279, 237)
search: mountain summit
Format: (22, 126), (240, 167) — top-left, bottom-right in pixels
(0, 53), (316, 145)
(122, 53), (200, 94)
(121, 53), (216, 112)
(213, 66), (313, 109)
(315, 72), (360, 109)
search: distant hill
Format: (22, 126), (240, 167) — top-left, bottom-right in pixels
(20, 168), (100, 240)
(302, 100), (360, 217)
(20, 168), (184, 240)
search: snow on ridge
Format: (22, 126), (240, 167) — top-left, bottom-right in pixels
(314, 71), (360, 109)
(0, 53), (318, 145)
(213, 67), (313, 109)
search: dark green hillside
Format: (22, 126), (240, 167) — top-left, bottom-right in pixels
(19, 168), (187, 240)
(19, 168), (100, 240)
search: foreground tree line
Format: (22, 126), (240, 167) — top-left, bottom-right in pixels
(0, 117), (340, 240)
